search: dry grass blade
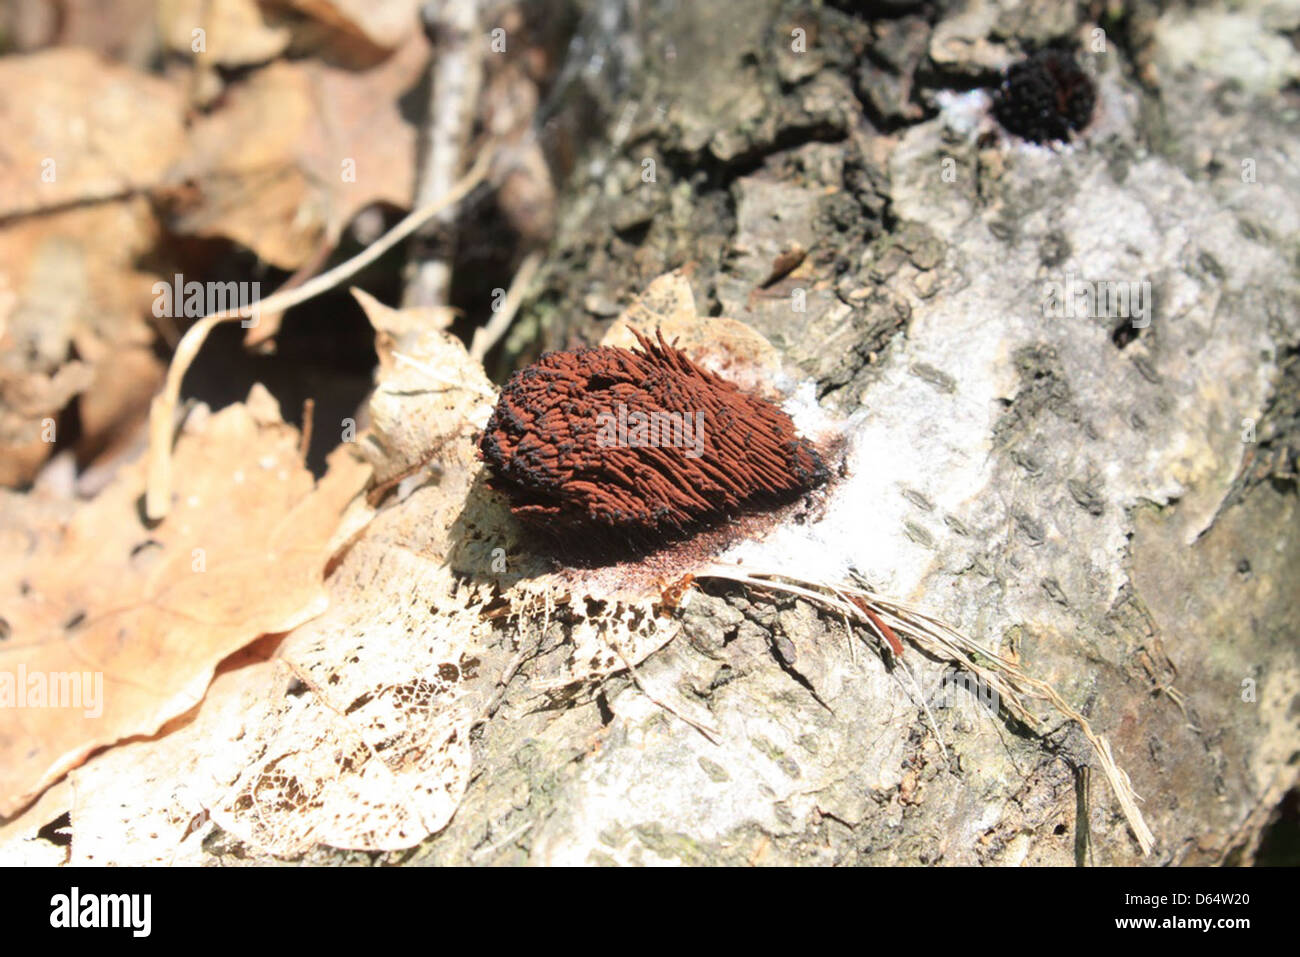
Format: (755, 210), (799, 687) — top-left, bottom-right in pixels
(697, 561), (1155, 856)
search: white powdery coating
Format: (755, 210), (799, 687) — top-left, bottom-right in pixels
(734, 142), (1283, 628)
(934, 87), (993, 138)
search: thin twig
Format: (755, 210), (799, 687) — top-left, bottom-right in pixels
(474, 632), (540, 728)
(468, 820), (533, 863)
(297, 398), (315, 462)
(403, 0), (483, 309)
(244, 236), (337, 348)
(469, 250), (543, 361)
(611, 643), (720, 744)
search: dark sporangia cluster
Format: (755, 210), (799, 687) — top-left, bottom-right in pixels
(479, 329), (829, 543)
(993, 49), (1096, 144)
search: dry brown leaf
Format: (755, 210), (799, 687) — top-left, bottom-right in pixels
(0, 48), (185, 220)
(278, 0), (424, 54)
(0, 50), (180, 484)
(11, 0), (159, 64)
(165, 33), (427, 269)
(59, 644), (473, 862)
(74, 346), (164, 470)
(0, 362), (91, 487)
(0, 388), (370, 816)
(157, 0), (293, 66)
(13, 311), (497, 860)
(0, 198), (164, 486)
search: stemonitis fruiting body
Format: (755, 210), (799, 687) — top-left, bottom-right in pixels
(993, 48), (1096, 144)
(479, 329), (829, 544)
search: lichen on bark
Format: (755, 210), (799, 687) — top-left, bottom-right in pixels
(423, 0), (1299, 866)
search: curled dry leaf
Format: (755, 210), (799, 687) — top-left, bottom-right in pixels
(353, 288), (486, 490)
(0, 48), (186, 220)
(15, 310), (500, 860)
(0, 0), (159, 63)
(0, 387), (370, 817)
(157, 0), (292, 67)
(0, 47), (182, 485)
(279, 0), (425, 56)
(600, 272), (788, 397)
(0, 198), (165, 486)
(163, 32), (428, 269)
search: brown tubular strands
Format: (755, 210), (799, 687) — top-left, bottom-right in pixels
(479, 328), (829, 546)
